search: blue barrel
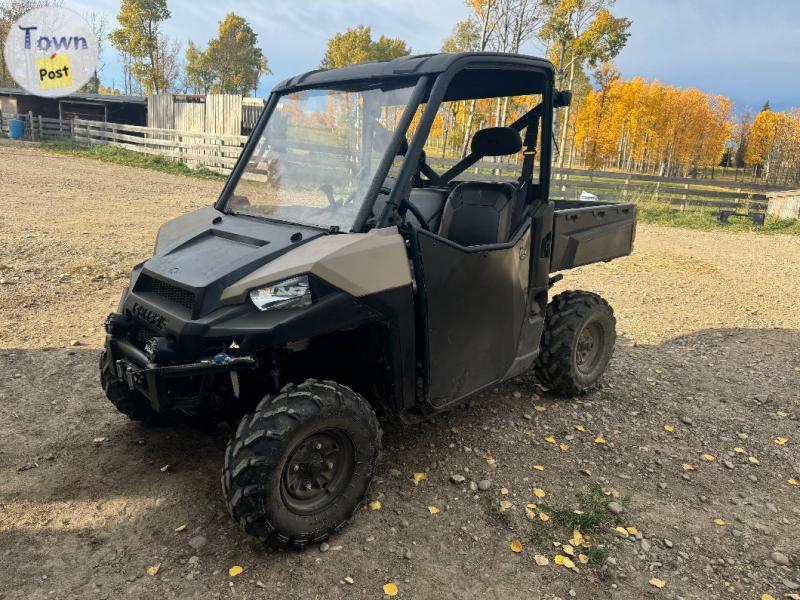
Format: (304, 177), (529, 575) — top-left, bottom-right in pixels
(8, 118), (25, 140)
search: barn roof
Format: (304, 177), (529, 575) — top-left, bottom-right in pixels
(0, 87), (147, 104)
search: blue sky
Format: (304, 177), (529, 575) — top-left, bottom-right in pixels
(68, 0), (799, 114)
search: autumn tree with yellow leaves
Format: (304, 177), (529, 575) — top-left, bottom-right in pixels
(572, 77), (733, 177)
(745, 106), (800, 184)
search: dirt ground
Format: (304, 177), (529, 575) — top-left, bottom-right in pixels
(1, 139), (799, 600)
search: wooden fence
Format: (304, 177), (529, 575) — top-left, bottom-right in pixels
(0, 112), (773, 213)
(0, 111), (72, 140)
(71, 118), (248, 173)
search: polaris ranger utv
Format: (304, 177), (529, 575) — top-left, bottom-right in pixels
(100, 52), (636, 547)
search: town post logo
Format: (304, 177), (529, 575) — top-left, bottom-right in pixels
(4, 7), (98, 98)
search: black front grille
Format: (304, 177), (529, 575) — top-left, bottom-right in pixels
(137, 275), (196, 311)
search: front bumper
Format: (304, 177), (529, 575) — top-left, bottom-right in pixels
(106, 333), (258, 418)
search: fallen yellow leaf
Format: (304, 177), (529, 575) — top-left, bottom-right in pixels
(509, 539), (523, 553)
(625, 526), (638, 535)
(539, 511), (550, 522)
(761, 595), (775, 600)
(570, 529), (584, 547)
(553, 554), (575, 569)
(615, 526), (629, 536)
(533, 488), (546, 499)
(682, 463), (696, 471)
(533, 465), (545, 471)
(737, 432), (749, 440)
(734, 447), (745, 453)
(369, 500), (382, 510)
(413, 472), (427, 483)
(713, 518), (726, 526)
(703, 453), (715, 462)
(483, 452), (496, 465)
(147, 564), (161, 577)
(594, 436), (606, 444)
(535, 405), (546, 412)
(663, 425), (674, 432)
(545, 436), (556, 444)
(427, 505), (440, 514)
(526, 503), (537, 510)
(534, 554), (549, 566)
(777, 410), (788, 417)
(575, 425), (586, 432)
(649, 577), (666, 589)
(578, 553), (589, 564)
(229, 565), (243, 577)
(788, 479), (799, 487)
(383, 582), (399, 597)
(748, 456), (760, 465)
(562, 544), (575, 556)
(775, 437), (789, 446)
(559, 443), (570, 452)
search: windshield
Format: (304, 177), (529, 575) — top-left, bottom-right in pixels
(225, 83), (418, 230)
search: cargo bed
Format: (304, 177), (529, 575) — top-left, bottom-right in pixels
(550, 200), (636, 272)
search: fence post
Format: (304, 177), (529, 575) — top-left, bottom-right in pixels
(682, 182), (689, 211)
(28, 111), (35, 140)
(38, 115), (44, 140)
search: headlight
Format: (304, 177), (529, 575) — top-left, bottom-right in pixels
(249, 275), (312, 311)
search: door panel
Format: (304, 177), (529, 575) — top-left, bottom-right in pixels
(416, 227), (531, 407)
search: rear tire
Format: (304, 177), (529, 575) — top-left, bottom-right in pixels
(99, 350), (165, 424)
(535, 291), (616, 395)
(222, 379), (381, 548)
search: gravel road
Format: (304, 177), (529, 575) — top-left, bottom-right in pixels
(1, 139), (798, 600)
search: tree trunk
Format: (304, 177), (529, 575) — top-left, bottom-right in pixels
(557, 59), (575, 170)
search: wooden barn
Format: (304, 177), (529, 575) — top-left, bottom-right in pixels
(0, 88), (147, 124)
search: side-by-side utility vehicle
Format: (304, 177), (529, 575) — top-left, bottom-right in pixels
(101, 52), (636, 547)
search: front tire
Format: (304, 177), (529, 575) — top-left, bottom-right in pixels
(535, 291), (616, 395)
(222, 379), (381, 548)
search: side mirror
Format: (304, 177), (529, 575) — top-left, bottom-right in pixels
(554, 90), (572, 108)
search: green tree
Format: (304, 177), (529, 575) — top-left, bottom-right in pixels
(442, 19), (481, 53)
(184, 40), (213, 93)
(320, 25), (410, 69)
(204, 13), (268, 95)
(184, 14), (268, 95)
(109, 0), (175, 94)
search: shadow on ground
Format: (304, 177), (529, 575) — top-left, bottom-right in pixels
(1, 327), (798, 599)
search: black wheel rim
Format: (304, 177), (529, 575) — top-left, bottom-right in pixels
(281, 429), (355, 515)
(575, 320), (605, 376)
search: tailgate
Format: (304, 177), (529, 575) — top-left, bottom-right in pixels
(551, 201), (636, 272)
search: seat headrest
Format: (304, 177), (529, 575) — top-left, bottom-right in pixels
(471, 126), (522, 157)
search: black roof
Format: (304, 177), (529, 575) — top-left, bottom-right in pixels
(274, 52), (554, 93)
(0, 87), (147, 104)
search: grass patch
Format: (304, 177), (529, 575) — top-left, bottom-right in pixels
(584, 546), (608, 567)
(635, 201), (800, 235)
(42, 141), (227, 181)
(546, 486), (617, 533)
(527, 485), (617, 568)
(485, 498), (512, 527)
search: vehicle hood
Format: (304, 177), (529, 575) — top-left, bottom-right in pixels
(132, 207), (324, 317)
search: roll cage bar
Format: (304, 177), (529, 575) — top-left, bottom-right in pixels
(215, 52), (559, 234)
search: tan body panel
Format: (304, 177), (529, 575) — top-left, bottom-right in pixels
(221, 227), (411, 303)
